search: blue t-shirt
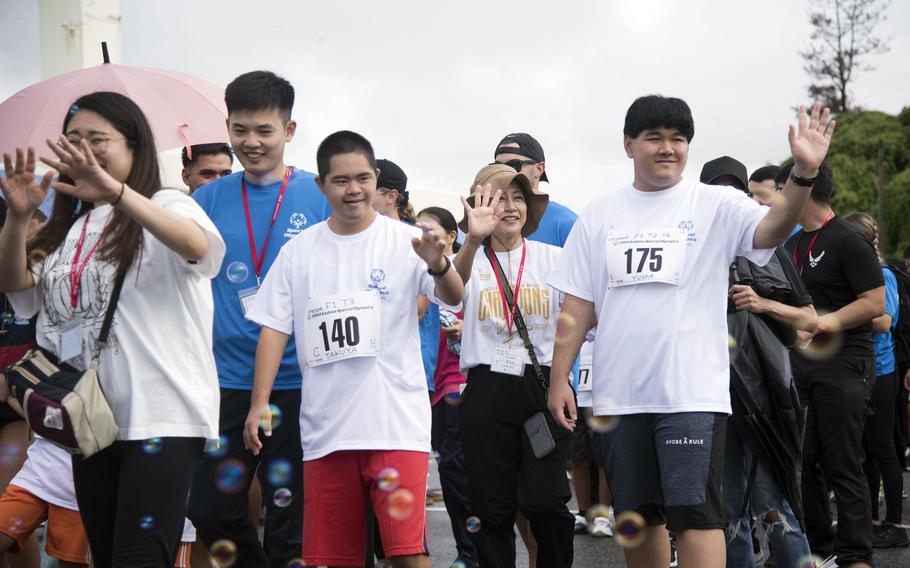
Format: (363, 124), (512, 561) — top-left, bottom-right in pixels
(527, 200), (577, 247)
(192, 169), (332, 390)
(419, 304), (440, 392)
(874, 267), (899, 375)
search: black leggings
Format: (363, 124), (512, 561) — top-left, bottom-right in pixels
(863, 371), (904, 525)
(72, 437), (204, 568)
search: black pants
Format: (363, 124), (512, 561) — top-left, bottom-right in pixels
(432, 399), (479, 567)
(863, 371), (905, 524)
(72, 437), (204, 568)
(793, 353), (873, 564)
(895, 363), (909, 470)
(188, 389), (303, 568)
(460, 365), (574, 568)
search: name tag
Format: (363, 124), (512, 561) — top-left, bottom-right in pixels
(239, 287), (258, 319)
(606, 228), (687, 288)
(58, 315), (83, 363)
(577, 364), (592, 392)
(304, 291), (381, 367)
(491, 343), (527, 376)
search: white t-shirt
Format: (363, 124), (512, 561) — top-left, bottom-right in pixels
(247, 214), (458, 461)
(10, 438), (197, 541)
(548, 178), (773, 416)
(577, 342), (594, 408)
(8, 190), (225, 441)
(459, 240), (563, 371)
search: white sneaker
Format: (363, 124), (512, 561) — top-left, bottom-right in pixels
(573, 514), (588, 535)
(590, 515), (613, 537)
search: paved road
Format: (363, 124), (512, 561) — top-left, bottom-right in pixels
(425, 466), (910, 567)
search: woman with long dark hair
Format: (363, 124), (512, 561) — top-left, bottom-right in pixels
(0, 91), (225, 567)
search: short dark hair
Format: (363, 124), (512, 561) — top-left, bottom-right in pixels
(749, 165), (781, 183)
(623, 95), (695, 142)
(224, 71), (294, 122)
(775, 161), (834, 204)
(316, 130), (377, 179)
(419, 206), (461, 252)
(181, 143), (233, 168)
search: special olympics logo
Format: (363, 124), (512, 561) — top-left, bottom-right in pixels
(290, 212), (307, 229)
(678, 220), (694, 231)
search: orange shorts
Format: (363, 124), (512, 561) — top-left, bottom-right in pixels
(303, 450), (430, 566)
(0, 484), (89, 564)
(173, 542), (192, 568)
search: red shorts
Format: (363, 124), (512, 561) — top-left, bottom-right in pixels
(302, 450), (429, 566)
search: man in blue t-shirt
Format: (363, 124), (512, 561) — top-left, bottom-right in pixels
(492, 133), (577, 247)
(188, 70), (331, 568)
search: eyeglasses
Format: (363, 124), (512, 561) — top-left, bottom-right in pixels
(492, 159), (538, 172)
(64, 135), (126, 157)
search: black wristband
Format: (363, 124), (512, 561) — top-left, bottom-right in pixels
(110, 182), (126, 206)
(427, 255), (452, 278)
(789, 172), (816, 187)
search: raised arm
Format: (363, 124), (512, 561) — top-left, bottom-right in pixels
(753, 103), (836, 249)
(40, 136), (209, 261)
(0, 148), (53, 292)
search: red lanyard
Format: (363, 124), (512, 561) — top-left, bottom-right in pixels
(486, 241), (527, 337)
(69, 210), (102, 308)
(241, 167), (292, 287)
(793, 212), (835, 275)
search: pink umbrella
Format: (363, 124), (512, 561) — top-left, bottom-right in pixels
(0, 53), (227, 154)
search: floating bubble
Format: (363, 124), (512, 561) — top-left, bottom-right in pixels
(139, 515), (154, 530)
(0, 443), (22, 466)
(388, 488), (415, 520)
(378, 467), (400, 492)
(142, 438), (163, 454)
(7, 517), (24, 534)
(215, 459), (247, 493)
(613, 510), (646, 548)
(226, 261), (249, 284)
(210, 539), (237, 567)
(287, 559), (306, 568)
(429, 451), (440, 463)
(444, 391), (463, 406)
(584, 504), (612, 536)
(798, 315), (844, 361)
(554, 313), (578, 345)
(727, 335), (737, 360)
(450, 562), (467, 568)
(259, 404), (282, 430)
(273, 487), (293, 508)
(465, 516), (481, 533)
(206, 434), (229, 459)
(267, 459), (293, 486)
(797, 555), (825, 568)
(583, 408), (620, 434)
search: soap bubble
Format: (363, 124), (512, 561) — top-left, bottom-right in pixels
(583, 408), (620, 433)
(267, 459), (293, 487)
(378, 467), (400, 492)
(210, 539), (237, 567)
(273, 487), (293, 508)
(139, 515), (154, 530)
(215, 459), (247, 493)
(206, 434), (229, 459)
(226, 261), (249, 284)
(614, 510), (647, 548)
(388, 489), (415, 520)
(465, 516), (481, 533)
(554, 313), (578, 345)
(142, 438), (162, 454)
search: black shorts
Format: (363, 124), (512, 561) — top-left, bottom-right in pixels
(0, 403), (23, 430)
(569, 411), (603, 466)
(593, 412), (726, 533)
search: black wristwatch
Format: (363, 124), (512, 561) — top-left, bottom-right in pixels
(789, 171), (817, 187)
(427, 256), (452, 278)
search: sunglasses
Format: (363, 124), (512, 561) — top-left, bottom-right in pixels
(492, 159), (538, 172)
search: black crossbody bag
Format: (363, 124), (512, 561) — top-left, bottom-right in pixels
(3, 272), (125, 457)
(486, 246), (556, 458)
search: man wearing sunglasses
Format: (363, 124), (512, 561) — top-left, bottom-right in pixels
(493, 133), (577, 247)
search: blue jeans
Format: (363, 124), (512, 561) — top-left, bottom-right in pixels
(723, 428), (811, 568)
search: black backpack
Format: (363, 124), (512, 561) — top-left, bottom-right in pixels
(885, 261), (910, 369)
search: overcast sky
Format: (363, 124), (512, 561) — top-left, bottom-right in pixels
(2, 0), (908, 212)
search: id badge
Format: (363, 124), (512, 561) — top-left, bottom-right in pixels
(491, 343), (526, 376)
(58, 314), (83, 363)
(239, 287), (258, 319)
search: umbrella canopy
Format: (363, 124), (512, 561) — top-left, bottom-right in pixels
(0, 63), (227, 153)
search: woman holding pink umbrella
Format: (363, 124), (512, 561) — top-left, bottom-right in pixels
(0, 91), (224, 567)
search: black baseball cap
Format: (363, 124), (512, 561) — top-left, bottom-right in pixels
(494, 133), (549, 183)
(376, 159), (408, 192)
(699, 156), (748, 192)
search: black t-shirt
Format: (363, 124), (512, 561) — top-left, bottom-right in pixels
(785, 216), (884, 355)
